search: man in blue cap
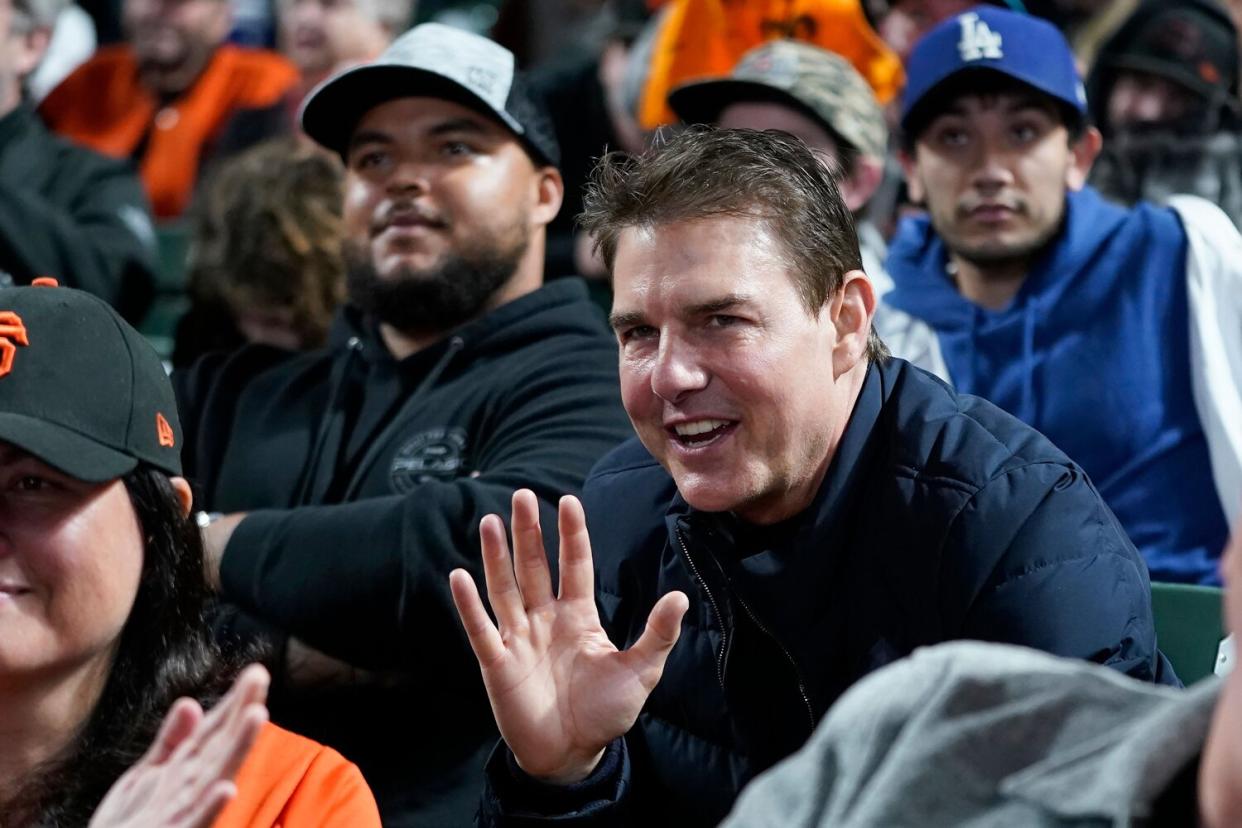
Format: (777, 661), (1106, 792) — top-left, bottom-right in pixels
(884, 5), (1242, 586)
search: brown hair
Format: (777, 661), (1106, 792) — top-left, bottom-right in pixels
(187, 137), (346, 348)
(579, 126), (888, 361)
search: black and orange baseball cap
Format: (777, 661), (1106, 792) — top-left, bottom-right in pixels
(0, 281), (182, 481)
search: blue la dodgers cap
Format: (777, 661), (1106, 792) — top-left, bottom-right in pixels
(900, 5), (1087, 136)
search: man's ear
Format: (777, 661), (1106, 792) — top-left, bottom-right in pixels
(1066, 126), (1103, 191)
(530, 165), (564, 228)
(171, 476), (194, 517)
(898, 147), (924, 205)
(839, 155), (885, 213)
(830, 269), (876, 379)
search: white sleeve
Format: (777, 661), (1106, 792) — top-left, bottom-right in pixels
(1171, 195), (1242, 527)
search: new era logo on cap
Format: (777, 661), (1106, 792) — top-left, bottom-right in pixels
(958, 12), (1003, 62)
(0, 311), (27, 377)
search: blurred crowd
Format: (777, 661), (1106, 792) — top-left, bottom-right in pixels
(2, 0), (1242, 826)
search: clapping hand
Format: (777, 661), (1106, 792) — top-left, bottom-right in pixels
(450, 490), (689, 783)
(89, 664), (270, 828)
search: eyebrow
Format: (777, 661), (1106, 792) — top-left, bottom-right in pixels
(427, 117), (493, 137)
(347, 129), (393, 154)
(608, 309), (645, 332)
(608, 294), (753, 332)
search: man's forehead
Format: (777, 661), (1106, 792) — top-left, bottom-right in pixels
(351, 96), (506, 133)
(610, 218), (791, 310)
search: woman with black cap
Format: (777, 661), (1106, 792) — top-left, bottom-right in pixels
(0, 280), (381, 826)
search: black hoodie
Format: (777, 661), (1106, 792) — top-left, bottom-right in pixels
(174, 278), (633, 826)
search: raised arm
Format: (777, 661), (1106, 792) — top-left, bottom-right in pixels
(450, 489), (688, 783)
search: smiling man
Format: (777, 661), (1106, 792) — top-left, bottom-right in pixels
(883, 6), (1242, 585)
(173, 23), (632, 827)
(449, 127), (1177, 828)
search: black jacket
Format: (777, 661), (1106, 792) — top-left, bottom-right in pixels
(0, 104), (155, 321)
(481, 358), (1176, 826)
(175, 279), (634, 827)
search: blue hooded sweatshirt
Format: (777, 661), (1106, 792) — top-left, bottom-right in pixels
(885, 186), (1228, 584)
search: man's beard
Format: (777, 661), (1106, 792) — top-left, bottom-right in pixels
(344, 230), (528, 334)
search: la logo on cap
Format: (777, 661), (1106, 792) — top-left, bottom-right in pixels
(0, 311), (28, 378)
(958, 12), (1003, 62)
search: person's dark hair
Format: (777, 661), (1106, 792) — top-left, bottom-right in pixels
(579, 125), (889, 361)
(901, 70), (1087, 153)
(0, 466), (245, 826)
(187, 137), (346, 349)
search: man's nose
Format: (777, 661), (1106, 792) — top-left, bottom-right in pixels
(969, 138), (1016, 194)
(386, 159), (431, 195)
(650, 337), (709, 404)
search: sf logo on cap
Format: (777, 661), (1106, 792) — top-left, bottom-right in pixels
(0, 311), (28, 378)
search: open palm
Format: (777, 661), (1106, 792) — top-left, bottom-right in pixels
(450, 489), (688, 784)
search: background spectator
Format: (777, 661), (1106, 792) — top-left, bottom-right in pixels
(885, 6), (1242, 583)
(1087, 0), (1242, 228)
(25, 0), (95, 101)
(177, 24), (633, 826)
(633, 0), (904, 130)
(38, 0), (298, 218)
(0, 0), (156, 321)
(667, 40), (890, 284)
(173, 136), (345, 366)
(530, 0), (649, 282)
(277, 0), (414, 103)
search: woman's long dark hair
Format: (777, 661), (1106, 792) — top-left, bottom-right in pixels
(0, 466), (246, 826)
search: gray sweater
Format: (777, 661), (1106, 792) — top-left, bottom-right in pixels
(723, 642), (1219, 827)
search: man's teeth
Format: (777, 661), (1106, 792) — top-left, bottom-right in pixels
(674, 419), (730, 437)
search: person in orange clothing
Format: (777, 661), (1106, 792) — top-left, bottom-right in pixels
(90, 666), (381, 828)
(0, 281), (378, 827)
(37, 0), (297, 218)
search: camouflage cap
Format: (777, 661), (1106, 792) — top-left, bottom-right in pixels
(668, 40), (888, 160)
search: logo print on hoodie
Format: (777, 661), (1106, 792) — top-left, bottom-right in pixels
(390, 427), (469, 492)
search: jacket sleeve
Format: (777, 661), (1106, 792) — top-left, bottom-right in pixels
(0, 150), (157, 322)
(951, 461), (1179, 686)
(1170, 195), (1242, 529)
(477, 738), (632, 827)
(216, 346), (633, 672)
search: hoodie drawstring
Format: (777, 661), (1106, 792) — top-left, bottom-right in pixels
(294, 335), (364, 506)
(1020, 300), (1038, 425)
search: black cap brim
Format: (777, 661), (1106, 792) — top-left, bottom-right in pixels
(0, 413), (138, 483)
(300, 65), (552, 165)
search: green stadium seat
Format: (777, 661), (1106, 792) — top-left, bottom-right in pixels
(1150, 581), (1226, 685)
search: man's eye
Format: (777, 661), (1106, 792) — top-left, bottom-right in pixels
(620, 325), (657, 343)
(14, 476), (49, 492)
(707, 315), (740, 329)
(354, 150), (387, 170)
(441, 141), (475, 157)
(938, 128), (969, 147)
(1011, 123), (1039, 143)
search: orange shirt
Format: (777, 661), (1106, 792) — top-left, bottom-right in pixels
(638, 0), (904, 129)
(212, 722), (381, 828)
(39, 45), (298, 218)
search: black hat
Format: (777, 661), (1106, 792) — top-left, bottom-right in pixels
(1096, 0), (1238, 103)
(300, 23), (560, 168)
(0, 280), (182, 482)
